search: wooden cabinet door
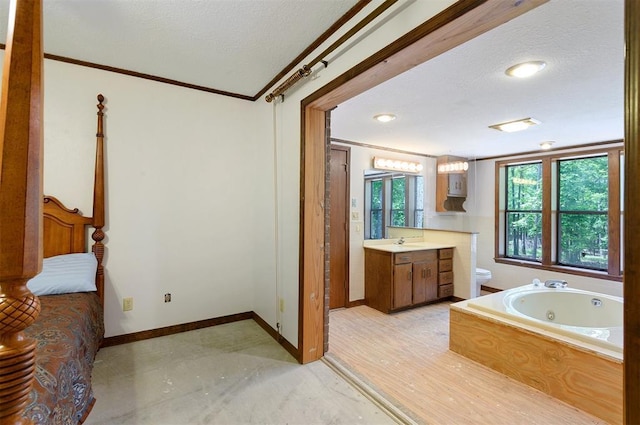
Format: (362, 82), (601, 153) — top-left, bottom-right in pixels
(413, 260), (438, 304)
(425, 261), (438, 301)
(447, 173), (467, 197)
(393, 263), (413, 309)
(412, 262), (427, 304)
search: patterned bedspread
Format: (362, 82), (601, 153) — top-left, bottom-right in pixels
(23, 292), (104, 425)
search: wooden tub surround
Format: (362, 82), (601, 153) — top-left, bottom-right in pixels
(450, 301), (622, 424)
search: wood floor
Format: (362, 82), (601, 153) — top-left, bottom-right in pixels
(327, 303), (607, 424)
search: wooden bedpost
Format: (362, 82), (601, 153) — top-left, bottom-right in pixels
(0, 0), (44, 424)
(92, 95), (106, 303)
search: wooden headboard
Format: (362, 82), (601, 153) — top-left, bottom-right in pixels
(42, 94), (107, 304)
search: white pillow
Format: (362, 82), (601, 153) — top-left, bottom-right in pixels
(27, 253), (98, 296)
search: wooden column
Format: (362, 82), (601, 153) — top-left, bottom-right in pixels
(624, 0), (640, 423)
(0, 1), (44, 424)
(299, 106), (326, 363)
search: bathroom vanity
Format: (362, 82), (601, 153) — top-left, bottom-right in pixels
(364, 243), (454, 313)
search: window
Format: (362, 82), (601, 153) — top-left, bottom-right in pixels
(390, 176), (406, 227)
(365, 173), (423, 239)
(496, 146), (623, 280)
(505, 162), (542, 262)
(558, 156), (608, 270)
(369, 179), (383, 239)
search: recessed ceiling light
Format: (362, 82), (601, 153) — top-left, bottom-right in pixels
(505, 61), (546, 78)
(489, 117), (541, 133)
(373, 114), (396, 123)
(539, 141), (555, 150)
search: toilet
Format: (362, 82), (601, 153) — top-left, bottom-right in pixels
(476, 268), (492, 294)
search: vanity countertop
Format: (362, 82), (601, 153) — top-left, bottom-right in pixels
(364, 242), (455, 253)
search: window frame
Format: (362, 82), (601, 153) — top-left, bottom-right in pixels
(495, 145), (623, 281)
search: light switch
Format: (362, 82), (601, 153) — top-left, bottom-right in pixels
(351, 212), (359, 220)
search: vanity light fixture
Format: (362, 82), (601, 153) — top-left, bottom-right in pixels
(373, 113), (396, 123)
(539, 141), (555, 150)
(373, 157), (423, 173)
(437, 160), (469, 174)
(505, 61), (546, 78)
(489, 117), (540, 133)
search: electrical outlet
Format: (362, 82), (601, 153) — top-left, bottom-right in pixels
(123, 297), (133, 311)
(164, 293), (172, 303)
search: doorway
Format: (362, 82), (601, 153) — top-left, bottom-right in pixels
(329, 145), (350, 309)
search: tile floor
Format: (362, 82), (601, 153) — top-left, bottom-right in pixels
(85, 320), (398, 425)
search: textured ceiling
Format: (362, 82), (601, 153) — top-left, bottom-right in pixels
(0, 1), (624, 158)
(331, 0), (624, 158)
(0, 0), (359, 97)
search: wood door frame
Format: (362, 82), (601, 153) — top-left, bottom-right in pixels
(298, 2), (640, 421)
(329, 144), (351, 310)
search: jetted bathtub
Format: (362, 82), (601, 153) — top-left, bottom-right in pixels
(449, 283), (623, 424)
(467, 284), (623, 354)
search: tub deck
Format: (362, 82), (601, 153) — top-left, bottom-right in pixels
(450, 295), (622, 424)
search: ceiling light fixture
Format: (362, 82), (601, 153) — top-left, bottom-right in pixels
(505, 61), (546, 78)
(489, 117), (540, 133)
(373, 113), (396, 123)
(539, 141), (555, 150)
(372, 157), (423, 173)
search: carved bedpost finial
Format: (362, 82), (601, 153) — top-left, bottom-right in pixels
(92, 94), (106, 302)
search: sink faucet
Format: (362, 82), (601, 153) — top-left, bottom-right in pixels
(544, 279), (568, 288)
(396, 237), (405, 245)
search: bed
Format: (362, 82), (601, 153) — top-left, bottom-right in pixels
(19, 95), (107, 424)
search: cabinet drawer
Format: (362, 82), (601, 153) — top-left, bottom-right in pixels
(439, 258), (453, 272)
(439, 248), (453, 259)
(439, 271), (453, 285)
(394, 250), (437, 264)
(438, 284), (454, 298)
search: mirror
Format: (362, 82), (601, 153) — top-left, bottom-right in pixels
(363, 170), (424, 239)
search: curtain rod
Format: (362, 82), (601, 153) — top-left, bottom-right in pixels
(265, 0), (398, 102)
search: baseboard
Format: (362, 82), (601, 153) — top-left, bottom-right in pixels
(251, 312), (300, 362)
(102, 312), (253, 346)
(102, 311), (301, 363)
(480, 285), (502, 293)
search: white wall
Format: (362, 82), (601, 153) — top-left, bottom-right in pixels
(2, 54), (278, 338)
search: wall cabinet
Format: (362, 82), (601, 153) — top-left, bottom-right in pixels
(436, 155), (467, 212)
(364, 247), (453, 313)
